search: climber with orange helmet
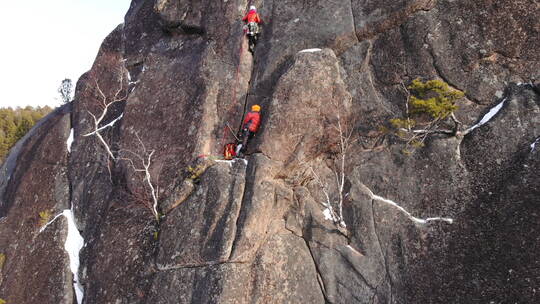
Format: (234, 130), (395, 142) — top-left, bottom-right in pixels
(242, 5), (262, 53)
(242, 104), (261, 133)
(236, 104), (261, 156)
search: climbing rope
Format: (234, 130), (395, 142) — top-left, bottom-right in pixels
(217, 2), (258, 156)
(219, 27), (248, 153)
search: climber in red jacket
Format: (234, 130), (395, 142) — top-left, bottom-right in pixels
(242, 6), (262, 30)
(237, 104), (261, 156)
(242, 5), (262, 53)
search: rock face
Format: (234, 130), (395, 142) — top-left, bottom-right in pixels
(0, 0), (539, 303)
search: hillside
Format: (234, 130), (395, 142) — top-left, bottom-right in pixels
(0, 106), (52, 161)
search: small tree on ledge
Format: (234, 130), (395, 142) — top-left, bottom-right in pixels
(390, 78), (464, 154)
(57, 78), (74, 104)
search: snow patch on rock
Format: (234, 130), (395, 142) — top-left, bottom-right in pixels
(39, 209), (85, 304)
(531, 137), (540, 152)
(63, 209), (85, 304)
(215, 158), (248, 167)
(299, 48), (322, 53)
(466, 98), (506, 133)
(215, 159), (234, 167)
(323, 208), (333, 221)
(39, 212), (64, 233)
(360, 184), (453, 225)
(66, 129), (74, 152)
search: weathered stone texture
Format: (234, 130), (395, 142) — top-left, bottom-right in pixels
(0, 0), (538, 303)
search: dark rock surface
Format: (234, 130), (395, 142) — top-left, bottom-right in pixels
(0, 105), (72, 303)
(0, 0), (538, 303)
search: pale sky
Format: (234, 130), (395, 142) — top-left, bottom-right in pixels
(0, 0), (132, 108)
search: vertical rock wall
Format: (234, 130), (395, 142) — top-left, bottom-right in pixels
(0, 0), (538, 303)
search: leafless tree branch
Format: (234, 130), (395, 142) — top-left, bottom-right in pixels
(82, 66), (129, 160)
(118, 133), (160, 221)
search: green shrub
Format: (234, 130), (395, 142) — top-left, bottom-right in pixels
(388, 78), (464, 154)
(186, 159), (214, 183)
(39, 210), (53, 227)
(408, 78), (463, 119)
(390, 118), (416, 130)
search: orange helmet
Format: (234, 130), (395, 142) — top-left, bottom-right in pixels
(251, 104), (261, 112)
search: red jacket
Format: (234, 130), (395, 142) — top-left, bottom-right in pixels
(242, 10), (261, 23)
(243, 111), (261, 132)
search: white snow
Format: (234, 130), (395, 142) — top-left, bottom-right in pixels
(214, 158), (248, 167)
(322, 203), (345, 227)
(299, 48), (322, 53)
(418, 217), (454, 224)
(63, 209), (85, 304)
(360, 184), (453, 225)
(39, 212), (64, 233)
(531, 137), (540, 152)
(465, 98), (506, 133)
(215, 159), (234, 167)
(39, 209), (85, 304)
(323, 208), (333, 221)
(66, 129), (74, 153)
(371, 194), (453, 224)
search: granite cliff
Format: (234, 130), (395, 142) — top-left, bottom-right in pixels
(0, 0), (539, 303)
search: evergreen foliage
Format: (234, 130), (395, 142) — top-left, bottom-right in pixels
(39, 210), (53, 227)
(0, 106), (52, 162)
(408, 78), (463, 119)
(389, 78), (464, 154)
(57, 78), (74, 104)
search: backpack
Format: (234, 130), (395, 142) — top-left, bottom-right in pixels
(223, 143), (237, 160)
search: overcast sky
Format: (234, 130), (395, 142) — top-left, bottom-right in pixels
(0, 0), (132, 108)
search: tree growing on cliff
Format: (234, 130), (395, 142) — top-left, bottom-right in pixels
(390, 78), (464, 154)
(83, 66), (162, 221)
(310, 96), (354, 229)
(57, 78), (74, 104)
(118, 132), (161, 221)
(83, 67), (128, 159)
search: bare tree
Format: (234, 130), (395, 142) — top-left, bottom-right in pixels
(82, 67), (128, 159)
(81, 66), (161, 221)
(119, 133), (161, 221)
(310, 96), (354, 228)
(332, 109), (354, 227)
(58, 78), (74, 104)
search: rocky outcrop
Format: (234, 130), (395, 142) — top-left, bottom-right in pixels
(0, 0), (538, 303)
(0, 105), (72, 303)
